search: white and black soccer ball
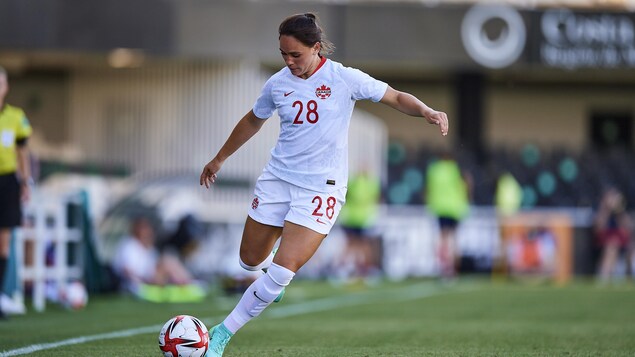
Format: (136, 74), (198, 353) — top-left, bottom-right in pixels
(158, 315), (209, 357)
(60, 281), (88, 310)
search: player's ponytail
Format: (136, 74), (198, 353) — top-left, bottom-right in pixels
(279, 13), (335, 55)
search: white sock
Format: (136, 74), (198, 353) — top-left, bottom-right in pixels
(239, 250), (275, 272)
(222, 263), (294, 334)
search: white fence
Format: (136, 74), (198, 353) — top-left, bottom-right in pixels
(9, 191), (84, 312)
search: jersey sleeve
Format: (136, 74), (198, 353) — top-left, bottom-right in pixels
(252, 77), (276, 119)
(16, 110), (32, 140)
(340, 66), (388, 102)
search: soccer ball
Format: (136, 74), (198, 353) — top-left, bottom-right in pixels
(60, 281), (88, 310)
(158, 315), (209, 357)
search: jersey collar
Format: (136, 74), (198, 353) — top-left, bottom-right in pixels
(292, 56), (327, 80)
(309, 56), (327, 77)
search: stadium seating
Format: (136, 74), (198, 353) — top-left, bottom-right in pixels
(385, 143), (635, 210)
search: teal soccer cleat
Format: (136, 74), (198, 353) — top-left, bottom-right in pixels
(205, 323), (233, 357)
(273, 288), (285, 303)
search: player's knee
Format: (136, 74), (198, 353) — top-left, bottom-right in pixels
(266, 263), (295, 287)
(239, 257), (263, 271)
(239, 251), (274, 271)
(240, 245), (264, 263)
(240, 242), (280, 270)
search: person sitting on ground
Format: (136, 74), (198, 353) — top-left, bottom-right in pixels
(111, 216), (203, 301)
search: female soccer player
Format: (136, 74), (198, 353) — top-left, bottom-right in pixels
(199, 13), (448, 356)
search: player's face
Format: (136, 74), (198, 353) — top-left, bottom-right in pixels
(279, 35), (320, 79)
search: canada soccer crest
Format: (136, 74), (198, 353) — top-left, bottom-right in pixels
(315, 84), (331, 99)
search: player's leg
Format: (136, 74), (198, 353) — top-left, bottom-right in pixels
(205, 216), (283, 357)
(0, 236), (7, 319)
(438, 227), (457, 279)
(206, 184), (345, 357)
(0, 174), (20, 319)
(437, 217), (458, 280)
(445, 228), (458, 277)
(221, 185), (346, 328)
(239, 209), (285, 302)
(271, 221), (327, 271)
(207, 223), (326, 357)
(238, 169), (286, 274)
(0, 228), (10, 272)
(345, 228), (364, 278)
(238, 216), (282, 272)
(598, 241), (619, 282)
(223, 222), (325, 330)
(0, 229), (10, 309)
(239, 217), (285, 303)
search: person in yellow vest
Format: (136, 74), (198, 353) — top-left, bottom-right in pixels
(0, 66), (32, 319)
(495, 172), (522, 218)
(337, 168), (382, 280)
(425, 151), (471, 280)
(494, 171), (523, 278)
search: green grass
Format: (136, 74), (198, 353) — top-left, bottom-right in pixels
(1, 279), (634, 356)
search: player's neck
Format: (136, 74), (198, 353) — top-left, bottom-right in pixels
(300, 56), (325, 79)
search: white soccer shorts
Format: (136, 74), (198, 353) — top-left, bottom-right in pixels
(248, 169), (346, 235)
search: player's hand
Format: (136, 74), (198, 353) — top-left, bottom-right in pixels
(424, 110), (449, 136)
(200, 159), (222, 189)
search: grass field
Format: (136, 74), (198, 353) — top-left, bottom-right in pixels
(1, 278), (634, 356)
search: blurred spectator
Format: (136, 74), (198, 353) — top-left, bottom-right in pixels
(425, 151), (472, 280)
(160, 214), (204, 262)
(111, 216), (201, 301)
(337, 168), (382, 280)
(506, 226), (557, 276)
(494, 171), (523, 279)
(593, 187), (633, 283)
(0, 66), (33, 319)
(495, 172), (523, 218)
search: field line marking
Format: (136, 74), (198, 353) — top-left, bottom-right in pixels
(0, 281), (472, 356)
(266, 281), (470, 319)
(0, 326), (163, 356)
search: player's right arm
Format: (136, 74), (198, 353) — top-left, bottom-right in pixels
(200, 110), (266, 188)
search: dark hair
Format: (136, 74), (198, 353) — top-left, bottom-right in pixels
(279, 13), (335, 55)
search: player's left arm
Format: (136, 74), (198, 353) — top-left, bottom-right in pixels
(379, 86), (448, 136)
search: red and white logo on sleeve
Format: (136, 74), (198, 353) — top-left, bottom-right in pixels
(251, 197), (259, 209)
(315, 84), (331, 99)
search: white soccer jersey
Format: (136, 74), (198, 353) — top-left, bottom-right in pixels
(253, 58), (388, 192)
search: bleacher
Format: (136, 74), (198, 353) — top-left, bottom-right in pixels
(386, 143), (635, 210)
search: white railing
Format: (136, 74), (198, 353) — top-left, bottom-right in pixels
(11, 191), (84, 312)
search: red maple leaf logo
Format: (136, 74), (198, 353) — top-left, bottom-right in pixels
(315, 84), (331, 99)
